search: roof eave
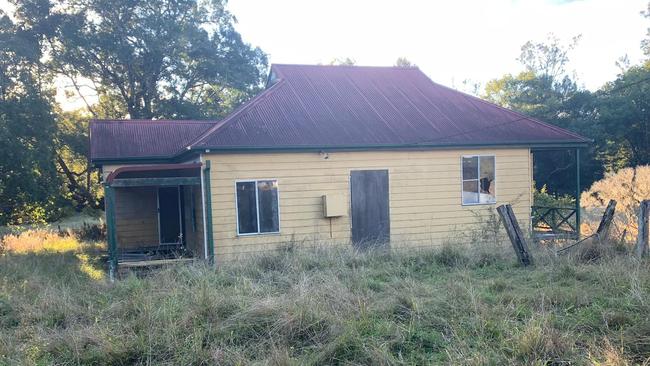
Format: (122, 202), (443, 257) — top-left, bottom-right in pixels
(189, 140), (590, 154)
(93, 139), (590, 165)
(90, 149), (200, 167)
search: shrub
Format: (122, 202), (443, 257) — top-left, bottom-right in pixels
(534, 185), (575, 208)
(581, 165), (650, 242)
(434, 245), (469, 267)
(72, 222), (106, 242)
(514, 317), (570, 363)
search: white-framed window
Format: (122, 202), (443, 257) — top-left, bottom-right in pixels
(461, 155), (496, 205)
(235, 179), (280, 235)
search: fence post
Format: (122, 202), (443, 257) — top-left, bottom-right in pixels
(104, 184), (118, 282)
(635, 200), (650, 258)
(497, 204), (533, 266)
(595, 200), (617, 243)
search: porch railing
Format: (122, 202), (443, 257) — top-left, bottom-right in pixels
(531, 206), (578, 239)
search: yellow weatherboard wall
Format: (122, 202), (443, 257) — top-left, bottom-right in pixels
(206, 148), (532, 260)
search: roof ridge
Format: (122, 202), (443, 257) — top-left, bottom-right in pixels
(187, 78), (287, 148)
(271, 62), (419, 69)
(91, 119), (217, 124)
(272, 63), (421, 70)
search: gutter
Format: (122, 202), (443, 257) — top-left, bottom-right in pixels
(188, 140), (590, 154)
(104, 163), (202, 183)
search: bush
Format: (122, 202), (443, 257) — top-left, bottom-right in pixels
(434, 245), (469, 267)
(581, 165), (650, 243)
(72, 222), (106, 242)
(534, 185), (575, 208)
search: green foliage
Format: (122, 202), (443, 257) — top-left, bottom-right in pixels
(1, 0), (268, 222)
(484, 35), (601, 196)
(54, 110), (102, 209)
(533, 185), (575, 208)
(0, 10), (63, 225)
(593, 63), (650, 168)
(14, 0), (268, 119)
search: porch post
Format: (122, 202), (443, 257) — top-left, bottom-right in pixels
(104, 184), (118, 281)
(575, 148), (581, 239)
(202, 160), (215, 265)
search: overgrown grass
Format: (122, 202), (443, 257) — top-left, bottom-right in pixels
(1, 233), (649, 365)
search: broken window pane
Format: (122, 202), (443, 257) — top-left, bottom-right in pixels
(462, 155), (496, 204)
(479, 156), (496, 203)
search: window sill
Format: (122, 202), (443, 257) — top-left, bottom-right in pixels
(461, 202), (497, 207)
(236, 231), (281, 237)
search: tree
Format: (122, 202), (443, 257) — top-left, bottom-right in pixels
(0, 9), (62, 224)
(593, 63), (650, 169)
(4, 0), (268, 216)
(518, 35), (581, 80)
(55, 110), (102, 210)
(328, 57), (356, 66)
(642, 2), (650, 56)
(483, 35), (600, 196)
(13, 0), (268, 120)
(394, 57), (415, 67)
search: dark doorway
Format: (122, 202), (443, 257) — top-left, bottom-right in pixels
(350, 170), (390, 248)
(158, 186), (182, 244)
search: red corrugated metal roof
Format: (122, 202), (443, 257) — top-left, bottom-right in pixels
(90, 64), (588, 162)
(189, 64), (588, 149)
(90, 120), (214, 161)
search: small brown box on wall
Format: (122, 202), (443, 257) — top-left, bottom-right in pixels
(322, 194), (346, 217)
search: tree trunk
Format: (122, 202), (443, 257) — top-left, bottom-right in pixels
(56, 154), (100, 210)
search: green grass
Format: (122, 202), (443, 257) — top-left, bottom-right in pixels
(1, 236), (649, 365)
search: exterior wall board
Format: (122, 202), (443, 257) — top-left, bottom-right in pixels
(114, 187), (159, 248)
(207, 149), (532, 260)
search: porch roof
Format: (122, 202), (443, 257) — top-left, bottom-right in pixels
(106, 163), (202, 185)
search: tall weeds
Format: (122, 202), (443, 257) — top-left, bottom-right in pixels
(1, 231), (649, 364)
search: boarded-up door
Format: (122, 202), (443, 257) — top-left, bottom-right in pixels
(350, 170), (390, 248)
(158, 187), (182, 244)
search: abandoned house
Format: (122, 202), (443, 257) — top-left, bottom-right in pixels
(89, 64), (589, 275)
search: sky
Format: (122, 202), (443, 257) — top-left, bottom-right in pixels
(1, 0), (648, 109)
(229, 0), (648, 91)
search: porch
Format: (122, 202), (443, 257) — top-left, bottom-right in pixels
(103, 163), (214, 279)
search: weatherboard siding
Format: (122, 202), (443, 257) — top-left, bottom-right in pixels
(114, 187), (159, 248)
(206, 149), (532, 260)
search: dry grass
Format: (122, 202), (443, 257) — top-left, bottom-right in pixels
(1, 229), (650, 365)
(581, 165), (650, 242)
(2, 230), (84, 253)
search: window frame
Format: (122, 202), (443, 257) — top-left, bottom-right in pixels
(234, 178), (281, 236)
(460, 155), (497, 206)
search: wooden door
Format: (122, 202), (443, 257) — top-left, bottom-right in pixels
(158, 186), (182, 244)
(350, 170), (390, 248)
